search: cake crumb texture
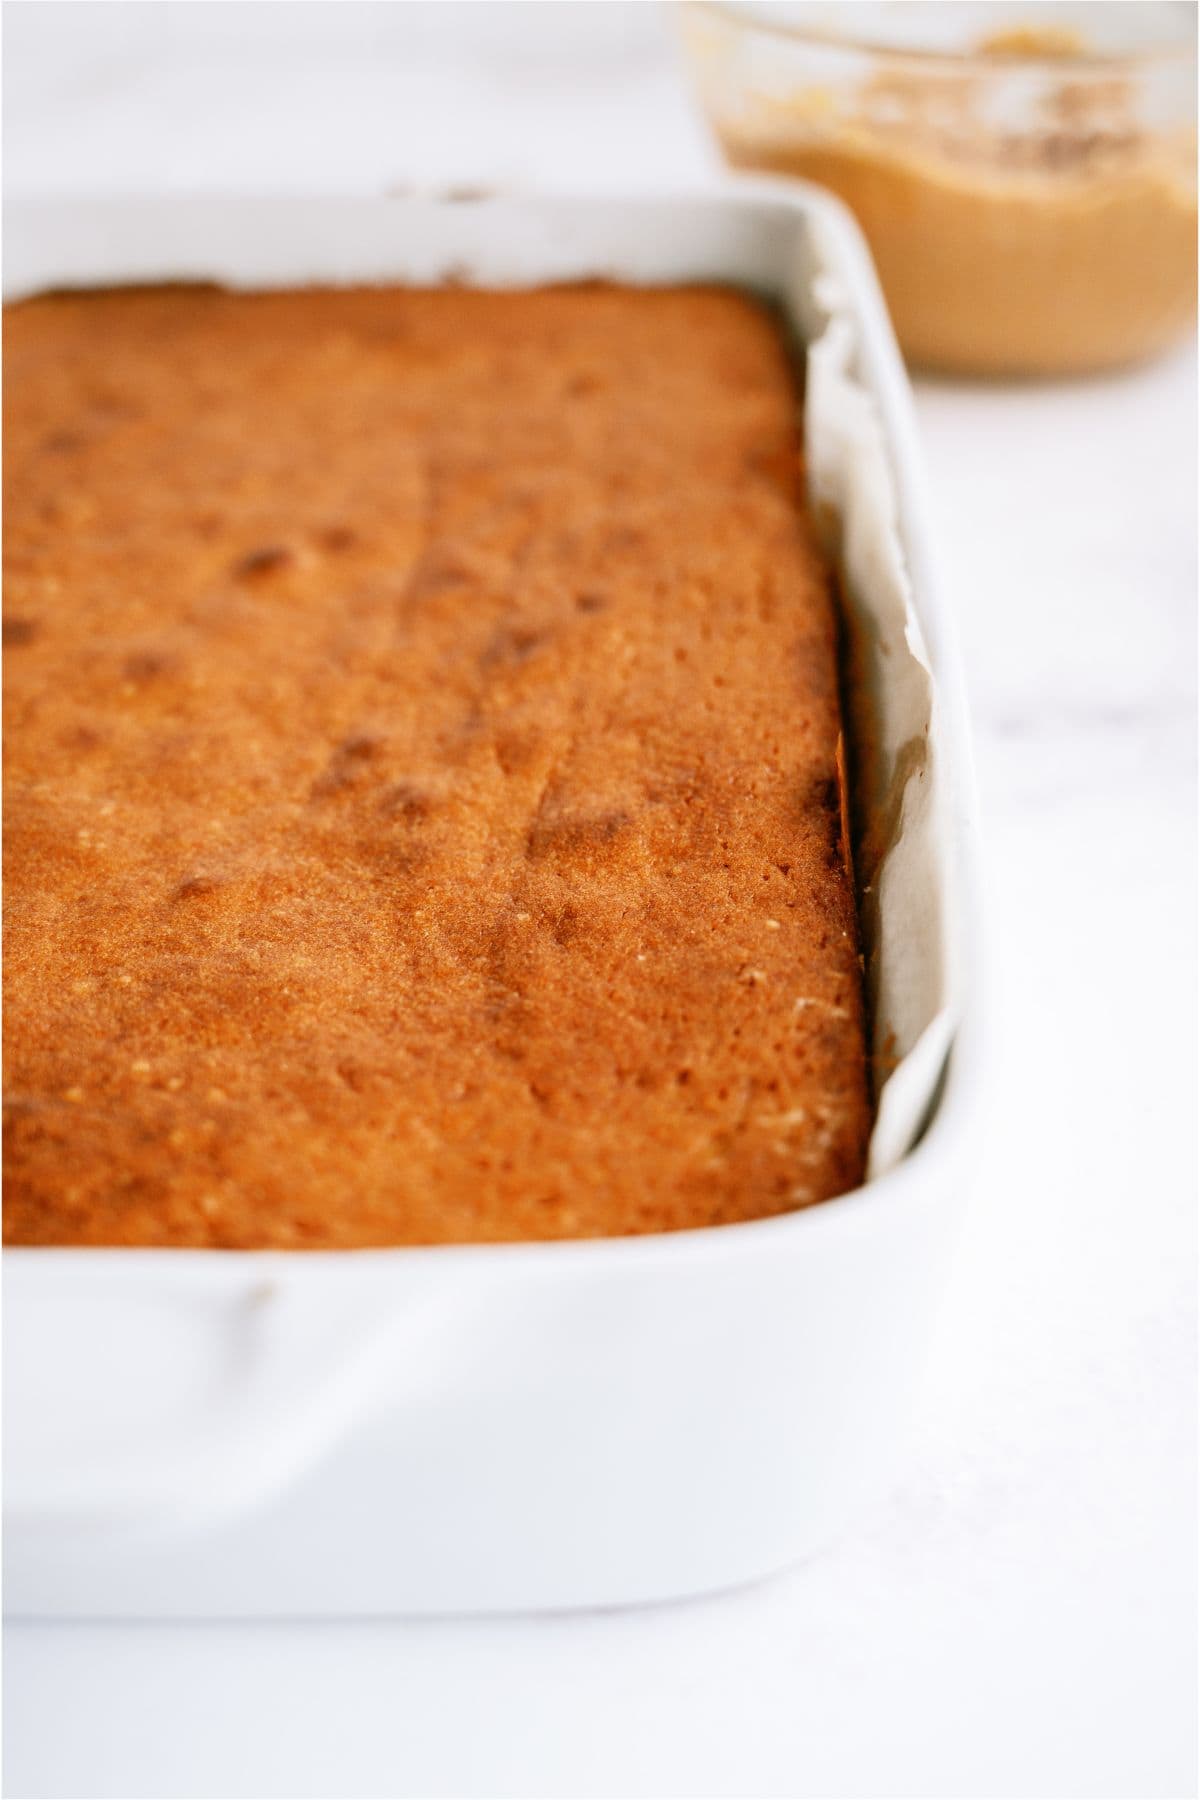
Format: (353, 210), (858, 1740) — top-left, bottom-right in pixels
(3, 282), (869, 1246)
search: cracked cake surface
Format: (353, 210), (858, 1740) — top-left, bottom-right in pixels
(3, 281), (869, 1246)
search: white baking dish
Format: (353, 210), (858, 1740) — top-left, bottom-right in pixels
(2, 189), (982, 1617)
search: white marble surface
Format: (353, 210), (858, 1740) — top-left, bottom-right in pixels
(3, 7), (1196, 1798)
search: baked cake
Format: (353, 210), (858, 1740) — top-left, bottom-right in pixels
(3, 282), (870, 1246)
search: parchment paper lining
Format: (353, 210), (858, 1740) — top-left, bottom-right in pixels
(804, 273), (957, 1178)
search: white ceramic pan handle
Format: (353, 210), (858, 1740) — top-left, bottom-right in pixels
(4, 1266), (478, 1538)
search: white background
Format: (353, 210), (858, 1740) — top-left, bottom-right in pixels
(2, 5), (1197, 1798)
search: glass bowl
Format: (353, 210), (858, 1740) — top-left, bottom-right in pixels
(682, 1), (1198, 375)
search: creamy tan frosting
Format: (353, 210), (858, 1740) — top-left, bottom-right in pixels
(693, 20), (1197, 373)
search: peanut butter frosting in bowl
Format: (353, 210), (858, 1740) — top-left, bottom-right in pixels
(684, 1), (1198, 375)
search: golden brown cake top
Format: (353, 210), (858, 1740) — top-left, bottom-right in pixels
(3, 281), (869, 1247)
